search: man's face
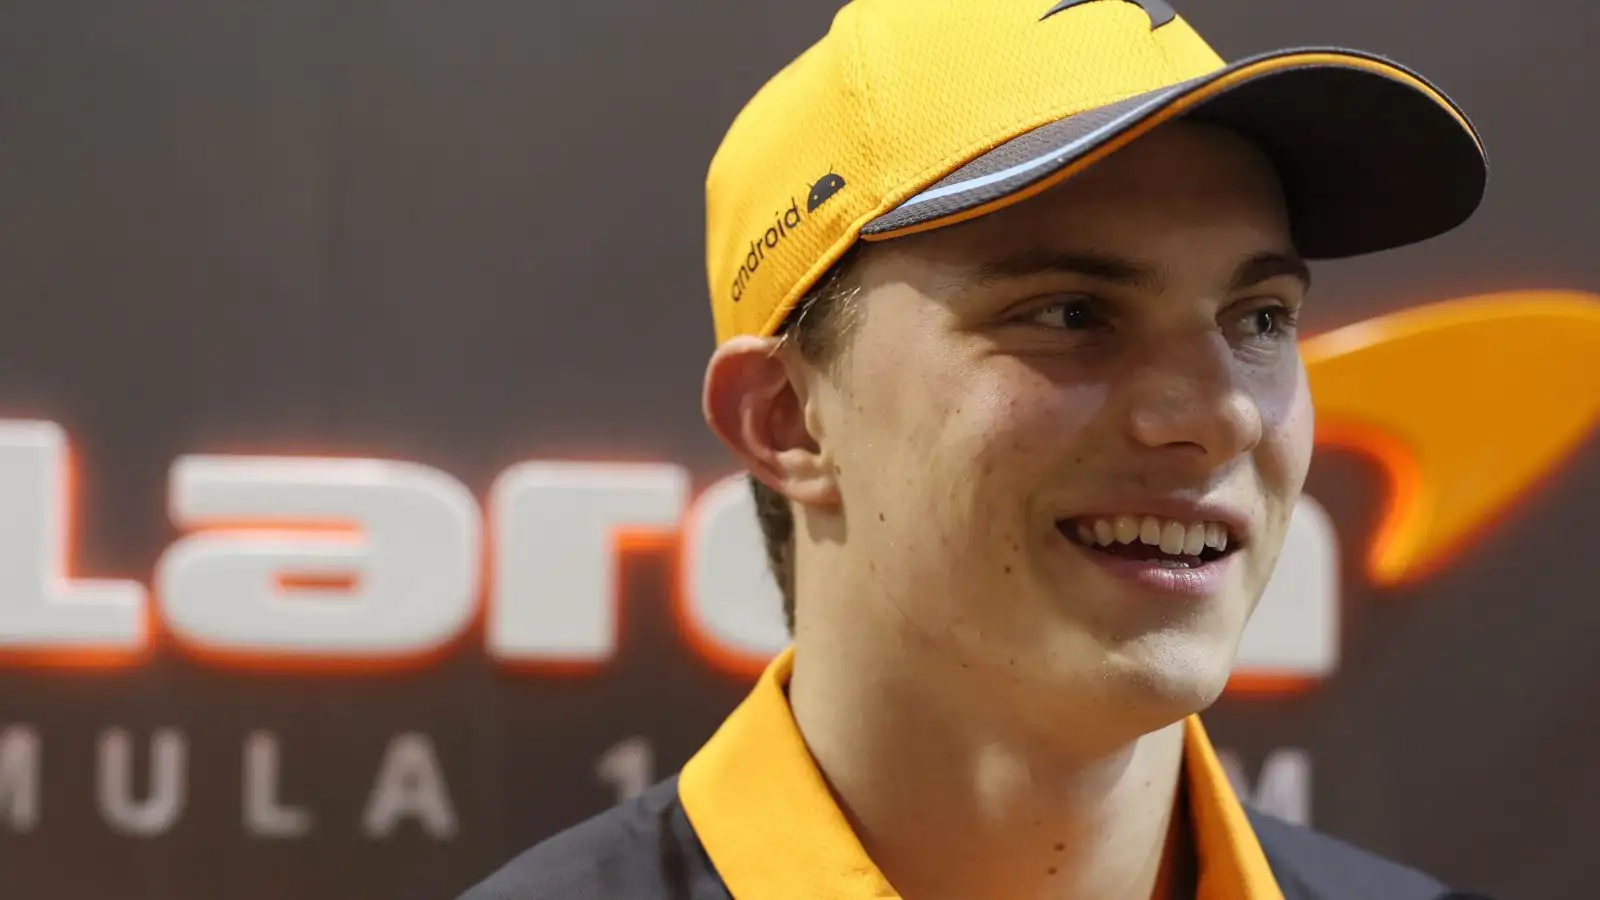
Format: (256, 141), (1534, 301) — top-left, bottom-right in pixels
(805, 122), (1314, 727)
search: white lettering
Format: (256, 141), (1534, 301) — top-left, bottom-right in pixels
(97, 728), (187, 837)
(488, 463), (686, 664)
(0, 421), (146, 656)
(0, 724), (40, 832)
(362, 733), (456, 840)
(1219, 747), (1312, 826)
(1235, 495), (1340, 682)
(155, 456), (479, 662)
(681, 475), (788, 661)
(0, 420), (1356, 686)
(595, 736), (654, 804)
(243, 730), (313, 838)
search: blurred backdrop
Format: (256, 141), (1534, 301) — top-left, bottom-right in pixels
(0, 1), (1596, 898)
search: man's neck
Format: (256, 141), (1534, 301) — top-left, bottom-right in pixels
(787, 643), (1191, 900)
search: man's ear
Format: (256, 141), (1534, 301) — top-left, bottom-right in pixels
(702, 336), (840, 508)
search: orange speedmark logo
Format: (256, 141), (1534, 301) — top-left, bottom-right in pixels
(1305, 290), (1600, 587)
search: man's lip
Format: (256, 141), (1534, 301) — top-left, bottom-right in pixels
(1054, 500), (1252, 547)
(1063, 539), (1236, 598)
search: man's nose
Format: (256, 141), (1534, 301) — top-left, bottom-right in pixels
(1121, 335), (1264, 468)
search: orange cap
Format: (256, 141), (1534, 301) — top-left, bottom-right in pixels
(704, 0), (1487, 344)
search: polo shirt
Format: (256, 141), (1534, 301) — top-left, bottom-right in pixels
(460, 648), (1461, 900)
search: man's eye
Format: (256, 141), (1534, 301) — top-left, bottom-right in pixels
(1026, 298), (1103, 331)
(1237, 304), (1299, 339)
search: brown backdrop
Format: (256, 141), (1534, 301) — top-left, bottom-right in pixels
(0, 1), (1595, 898)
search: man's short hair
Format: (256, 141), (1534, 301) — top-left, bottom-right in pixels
(749, 246), (861, 633)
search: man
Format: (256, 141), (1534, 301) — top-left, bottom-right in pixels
(463, 1), (1490, 898)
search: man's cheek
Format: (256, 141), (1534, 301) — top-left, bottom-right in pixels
(1252, 360), (1311, 441)
(1266, 393), (1316, 496)
(967, 391), (1106, 475)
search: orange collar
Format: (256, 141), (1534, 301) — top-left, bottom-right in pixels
(679, 647), (1283, 900)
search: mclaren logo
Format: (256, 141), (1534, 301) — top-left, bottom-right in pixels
(1303, 290), (1600, 587)
(1041, 0), (1177, 29)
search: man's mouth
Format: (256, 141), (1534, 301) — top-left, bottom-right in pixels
(1057, 515), (1239, 569)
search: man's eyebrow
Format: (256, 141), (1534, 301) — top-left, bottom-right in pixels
(1231, 250), (1312, 292)
(964, 248), (1164, 292)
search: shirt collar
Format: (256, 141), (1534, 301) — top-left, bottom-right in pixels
(679, 647), (1283, 900)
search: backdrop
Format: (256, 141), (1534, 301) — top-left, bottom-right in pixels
(0, 1), (1596, 898)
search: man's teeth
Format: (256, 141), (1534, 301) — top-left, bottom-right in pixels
(1072, 516), (1229, 554)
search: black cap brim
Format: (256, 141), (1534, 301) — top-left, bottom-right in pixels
(860, 48), (1488, 259)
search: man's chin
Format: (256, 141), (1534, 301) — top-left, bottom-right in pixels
(1099, 636), (1237, 724)
(925, 619), (1239, 744)
(964, 635), (1235, 750)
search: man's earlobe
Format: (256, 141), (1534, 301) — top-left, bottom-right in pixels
(703, 337), (840, 508)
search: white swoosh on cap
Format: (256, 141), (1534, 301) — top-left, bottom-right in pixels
(893, 90), (1176, 211)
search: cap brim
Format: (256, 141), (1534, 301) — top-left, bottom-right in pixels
(860, 48), (1488, 259)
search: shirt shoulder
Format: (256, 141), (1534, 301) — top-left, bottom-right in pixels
(1247, 808), (1460, 900)
(454, 775), (730, 900)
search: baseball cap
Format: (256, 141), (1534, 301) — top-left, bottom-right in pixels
(704, 0), (1488, 344)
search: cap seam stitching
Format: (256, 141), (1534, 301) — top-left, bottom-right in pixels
(1156, 17), (1178, 75)
(849, 3), (879, 177)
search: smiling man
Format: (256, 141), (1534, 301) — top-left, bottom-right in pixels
(461, 1), (1489, 899)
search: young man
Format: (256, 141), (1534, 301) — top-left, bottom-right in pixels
(463, 1), (1490, 898)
